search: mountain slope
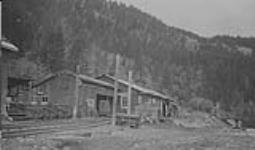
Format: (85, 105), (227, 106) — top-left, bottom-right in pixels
(3, 0), (255, 123)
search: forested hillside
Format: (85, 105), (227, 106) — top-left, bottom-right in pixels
(3, 0), (255, 123)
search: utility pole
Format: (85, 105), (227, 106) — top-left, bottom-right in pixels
(0, 43), (2, 140)
(127, 71), (132, 115)
(72, 64), (80, 120)
(112, 54), (120, 126)
(161, 100), (164, 117)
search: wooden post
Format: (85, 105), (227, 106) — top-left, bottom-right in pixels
(112, 54), (120, 126)
(0, 50), (2, 140)
(1, 59), (8, 118)
(165, 102), (168, 117)
(214, 102), (220, 117)
(72, 65), (80, 119)
(160, 100), (163, 117)
(127, 71), (132, 115)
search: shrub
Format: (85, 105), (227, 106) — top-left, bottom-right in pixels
(188, 97), (214, 113)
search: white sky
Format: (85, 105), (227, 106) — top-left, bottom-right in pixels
(113, 0), (255, 37)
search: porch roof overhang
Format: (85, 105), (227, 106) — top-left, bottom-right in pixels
(78, 74), (115, 89)
(97, 74), (176, 101)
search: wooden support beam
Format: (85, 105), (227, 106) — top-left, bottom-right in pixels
(165, 102), (168, 117)
(112, 54), (120, 126)
(160, 100), (163, 117)
(72, 65), (81, 119)
(1, 59), (8, 118)
(127, 71), (132, 115)
(0, 51), (2, 139)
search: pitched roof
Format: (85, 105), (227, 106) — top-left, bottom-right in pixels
(97, 74), (174, 101)
(32, 70), (74, 87)
(33, 70), (114, 89)
(78, 74), (114, 89)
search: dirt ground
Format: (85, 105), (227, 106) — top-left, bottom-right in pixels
(2, 124), (255, 150)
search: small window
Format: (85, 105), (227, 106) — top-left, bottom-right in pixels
(42, 96), (48, 102)
(37, 86), (46, 95)
(41, 96), (48, 105)
(121, 96), (128, 109)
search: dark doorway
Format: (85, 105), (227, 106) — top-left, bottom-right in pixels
(7, 77), (31, 103)
(96, 94), (113, 117)
(162, 101), (167, 117)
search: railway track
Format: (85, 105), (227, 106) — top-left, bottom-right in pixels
(3, 118), (108, 130)
(2, 118), (110, 138)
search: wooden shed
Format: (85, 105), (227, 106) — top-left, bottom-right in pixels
(32, 70), (117, 118)
(78, 74), (116, 117)
(96, 74), (176, 120)
(1, 38), (20, 121)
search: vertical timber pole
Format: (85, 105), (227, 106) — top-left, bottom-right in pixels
(1, 55), (8, 125)
(160, 100), (163, 117)
(73, 65), (80, 120)
(0, 62), (1, 140)
(165, 102), (168, 117)
(127, 71), (132, 115)
(0, 1), (3, 139)
(112, 54), (120, 126)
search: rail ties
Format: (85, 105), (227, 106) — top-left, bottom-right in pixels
(2, 118), (110, 139)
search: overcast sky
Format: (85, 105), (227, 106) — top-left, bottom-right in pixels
(113, 0), (255, 37)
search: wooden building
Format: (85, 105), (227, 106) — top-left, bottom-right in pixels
(1, 38), (20, 121)
(32, 70), (117, 118)
(96, 74), (177, 121)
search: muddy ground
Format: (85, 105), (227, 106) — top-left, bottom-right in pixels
(2, 124), (255, 150)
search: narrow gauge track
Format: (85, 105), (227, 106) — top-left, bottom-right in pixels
(3, 118), (109, 130)
(2, 118), (110, 138)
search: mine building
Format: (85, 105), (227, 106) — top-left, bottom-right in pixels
(32, 70), (118, 119)
(1, 38), (39, 121)
(1, 38), (20, 121)
(96, 74), (177, 121)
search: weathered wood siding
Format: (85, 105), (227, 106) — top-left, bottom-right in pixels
(34, 74), (116, 118)
(48, 75), (76, 107)
(135, 95), (164, 120)
(97, 76), (151, 115)
(33, 74), (76, 116)
(78, 83), (114, 117)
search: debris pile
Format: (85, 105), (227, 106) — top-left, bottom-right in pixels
(172, 110), (227, 128)
(135, 103), (160, 124)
